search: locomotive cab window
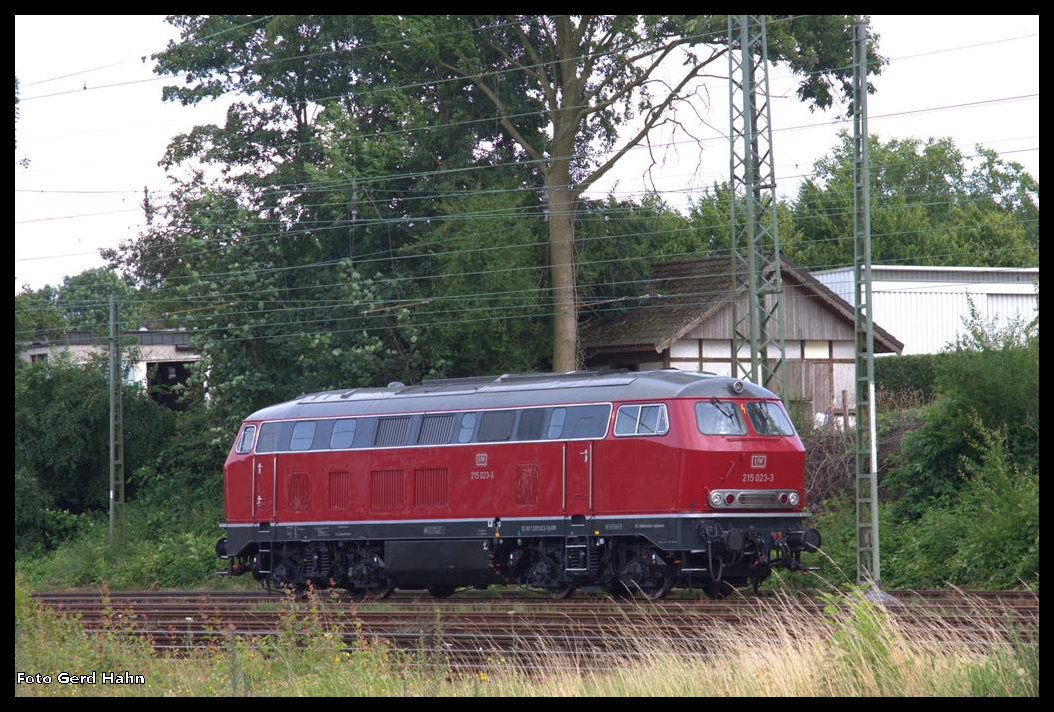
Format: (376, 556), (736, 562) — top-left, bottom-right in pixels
(235, 425), (257, 454)
(255, 422), (280, 453)
(696, 400), (747, 435)
(614, 404), (669, 437)
(745, 401), (795, 436)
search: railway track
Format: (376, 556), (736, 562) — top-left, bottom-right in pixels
(29, 588), (1038, 669)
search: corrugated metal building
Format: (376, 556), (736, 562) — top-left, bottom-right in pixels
(811, 266), (1039, 355)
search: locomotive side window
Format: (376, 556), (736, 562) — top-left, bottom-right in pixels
(330, 419), (358, 449)
(457, 413), (477, 443)
(696, 400), (747, 435)
(638, 405), (667, 434)
(256, 422), (280, 453)
(614, 404), (669, 437)
(546, 408), (566, 439)
(418, 414), (455, 445)
(745, 401), (795, 436)
(477, 410), (516, 442)
(375, 417), (411, 447)
(516, 409), (546, 441)
(544, 405), (610, 439)
(235, 425), (256, 454)
(290, 421), (317, 451)
(565, 404), (612, 438)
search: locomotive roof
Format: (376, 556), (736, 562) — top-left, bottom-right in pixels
(246, 370), (779, 421)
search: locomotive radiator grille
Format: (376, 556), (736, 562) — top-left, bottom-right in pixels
(736, 491), (782, 507)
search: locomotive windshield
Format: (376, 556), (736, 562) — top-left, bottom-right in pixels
(745, 401), (795, 435)
(696, 399), (747, 435)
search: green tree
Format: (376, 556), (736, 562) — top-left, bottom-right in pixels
(790, 134), (1039, 270)
(15, 268), (150, 360)
(367, 15), (878, 370)
(141, 15), (880, 375)
(688, 182), (802, 257)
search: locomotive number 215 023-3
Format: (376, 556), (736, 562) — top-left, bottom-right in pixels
(742, 472), (774, 483)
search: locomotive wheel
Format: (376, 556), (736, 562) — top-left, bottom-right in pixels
(616, 555), (674, 601)
(705, 580), (735, 599)
(427, 584), (457, 599)
(548, 585), (575, 600)
(344, 579), (396, 602)
(634, 573), (673, 601)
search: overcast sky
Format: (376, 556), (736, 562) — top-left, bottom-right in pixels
(14, 15), (1039, 292)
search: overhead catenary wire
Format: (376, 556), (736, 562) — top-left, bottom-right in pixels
(15, 17), (1038, 324)
(16, 241), (1038, 341)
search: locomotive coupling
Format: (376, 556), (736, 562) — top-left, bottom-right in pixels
(722, 528), (745, 553)
(697, 524), (746, 553)
(786, 528), (822, 552)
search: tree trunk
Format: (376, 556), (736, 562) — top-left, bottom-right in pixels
(547, 179), (577, 372)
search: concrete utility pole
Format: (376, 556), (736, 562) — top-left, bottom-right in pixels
(109, 294), (125, 547)
(727, 15), (787, 396)
(851, 18), (881, 587)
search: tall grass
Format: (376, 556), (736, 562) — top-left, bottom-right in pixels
(15, 580), (1037, 696)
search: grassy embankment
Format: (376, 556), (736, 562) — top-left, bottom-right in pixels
(15, 580), (1038, 697)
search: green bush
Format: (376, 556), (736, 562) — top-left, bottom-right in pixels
(883, 317), (1037, 520)
(874, 353), (944, 403)
(886, 427), (1039, 589)
(15, 357), (175, 534)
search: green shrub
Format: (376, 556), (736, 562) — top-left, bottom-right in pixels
(874, 353), (944, 403)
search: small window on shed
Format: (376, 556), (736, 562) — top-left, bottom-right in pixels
(375, 417), (411, 447)
(290, 421), (317, 451)
(330, 419), (358, 449)
(256, 422), (279, 453)
(477, 410), (516, 442)
(235, 425), (256, 454)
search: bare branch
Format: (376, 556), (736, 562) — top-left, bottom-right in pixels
(573, 50), (726, 197)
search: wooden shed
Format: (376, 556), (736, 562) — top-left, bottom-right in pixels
(582, 257), (903, 419)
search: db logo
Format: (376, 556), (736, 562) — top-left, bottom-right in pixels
(475, 453), (488, 466)
(751, 455), (767, 469)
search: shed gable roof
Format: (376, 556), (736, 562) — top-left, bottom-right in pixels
(582, 256), (903, 354)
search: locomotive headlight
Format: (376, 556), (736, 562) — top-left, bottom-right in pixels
(710, 491), (724, 507)
(788, 491), (800, 506)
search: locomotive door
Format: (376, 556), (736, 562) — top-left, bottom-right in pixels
(251, 455), (277, 522)
(562, 442), (593, 515)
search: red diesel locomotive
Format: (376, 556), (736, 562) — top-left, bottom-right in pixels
(216, 370), (820, 598)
